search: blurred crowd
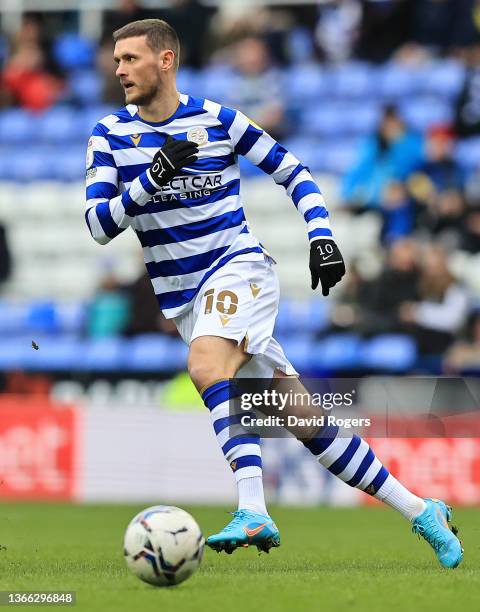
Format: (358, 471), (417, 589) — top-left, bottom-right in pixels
(1, 0), (480, 375)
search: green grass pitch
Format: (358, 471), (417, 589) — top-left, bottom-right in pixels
(0, 503), (477, 612)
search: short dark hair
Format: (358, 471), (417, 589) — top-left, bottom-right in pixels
(113, 19), (180, 70)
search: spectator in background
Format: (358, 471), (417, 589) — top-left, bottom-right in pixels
(159, 0), (215, 69)
(123, 270), (178, 337)
(380, 180), (415, 243)
(102, 0), (150, 40)
(86, 274), (130, 338)
(455, 44), (480, 138)
(330, 239), (420, 336)
(408, 126), (467, 246)
(315, 0), (361, 63)
(0, 221), (12, 288)
(97, 38), (124, 105)
(220, 36), (286, 139)
(341, 105), (423, 211)
(363, 238), (420, 335)
(355, 0), (412, 62)
(444, 310), (480, 373)
(0, 14), (64, 111)
(410, 0), (455, 53)
(399, 245), (470, 355)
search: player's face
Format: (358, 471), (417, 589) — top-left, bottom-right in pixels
(114, 37), (163, 106)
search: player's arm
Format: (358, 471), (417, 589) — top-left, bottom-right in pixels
(221, 108), (345, 296)
(85, 126), (198, 245)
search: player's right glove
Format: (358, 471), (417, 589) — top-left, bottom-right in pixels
(149, 135), (198, 187)
(309, 238), (346, 296)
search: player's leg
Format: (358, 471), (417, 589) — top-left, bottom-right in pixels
(180, 258), (282, 553)
(189, 335), (267, 516)
(188, 335), (279, 553)
(272, 371), (463, 568)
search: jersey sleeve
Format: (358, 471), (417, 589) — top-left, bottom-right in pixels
(218, 107), (332, 243)
(85, 121), (160, 245)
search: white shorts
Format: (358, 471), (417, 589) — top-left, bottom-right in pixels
(173, 256), (298, 378)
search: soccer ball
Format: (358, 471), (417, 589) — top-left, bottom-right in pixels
(123, 505), (205, 587)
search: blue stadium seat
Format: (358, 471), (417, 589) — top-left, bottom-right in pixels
(176, 68), (200, 96)
(377, 63), (419, 99)
(276, 298), (330, 335)
(282, 137), (323, 172)
(311, 334), (362, 370)
(126, 335), (188, 371)
(36, 108), (81, 144)
(53, 34), (96, 70)
(417, 60), (465, 100)
(55, 302), (86, 334)
(320, 138), (360, 175)
(455, 137), (480, 170)
(27, 301), (58, 334)
(22, 336), (85, 370)
(0, 300), (29, 335)
(0, 109), (35, 144)
(51, 147), (85, 181)
(68, 69), (102, 107)
(200, 67), (237, 102)
(400, 97), (453, 132)
(281, 335), (315, 372)
(83, 337), (126, 370)
(284, 64), (330, 104)
(9, 147), (52, 181)
(0, 337), (30, 369)
(329, 62), (375, 99)
(361, 334), (417, 371)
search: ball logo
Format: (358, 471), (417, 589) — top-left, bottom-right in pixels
(187, 126), (208, 146)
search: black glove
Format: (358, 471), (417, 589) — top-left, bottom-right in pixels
(309, 239), (346, 296)
(149, 135), (198, 186)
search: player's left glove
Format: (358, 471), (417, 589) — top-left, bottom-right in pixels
(309, 239), (346, 296)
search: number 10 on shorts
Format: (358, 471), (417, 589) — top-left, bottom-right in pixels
(204, 289), (239, 315)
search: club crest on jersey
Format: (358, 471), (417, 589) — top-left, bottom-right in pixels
(187, 126), (208, 146)
(86, 138), (94, 169)
(130, 133), (142, 147)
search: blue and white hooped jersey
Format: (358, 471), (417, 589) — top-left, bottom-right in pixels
(85, 94), (332, 318)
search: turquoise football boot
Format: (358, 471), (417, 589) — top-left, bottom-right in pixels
(412, 498), (463, 568)
(206, 509), (280, 554)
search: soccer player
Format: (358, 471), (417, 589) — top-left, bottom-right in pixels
(85, 19), (463, 568)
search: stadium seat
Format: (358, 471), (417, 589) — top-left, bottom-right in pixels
(400, 97), (453, 132)
(455, 136), (480, 170)
(377, 63), (419, 99)
(417, 60), (465, 100)
(0, 300), (29, 335)
(83, 337), (126, 370)
(311, 334), (363, 370)
(276, 298), (330, 335)
(22, 336), (85, 370)
(0, 337), (30, 369)
(361, 334), (417, 371)
(126, 335), (188, 371)
(283, 63), (330, 107)
(53, 33), (96, 70)
(8, 147), (52, 182)
(68, 69), (103, 107)
(36, 108), (82, 144)
(0, 109), (35, 144)
(329, 62), (376, 99)
(26, 301), (59, 334)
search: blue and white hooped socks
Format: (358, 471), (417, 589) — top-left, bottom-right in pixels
(201, 379), (268, 516)
(303, 426), (426, 520)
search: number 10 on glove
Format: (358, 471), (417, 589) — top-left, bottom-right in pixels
(309, 239), (346, 296)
